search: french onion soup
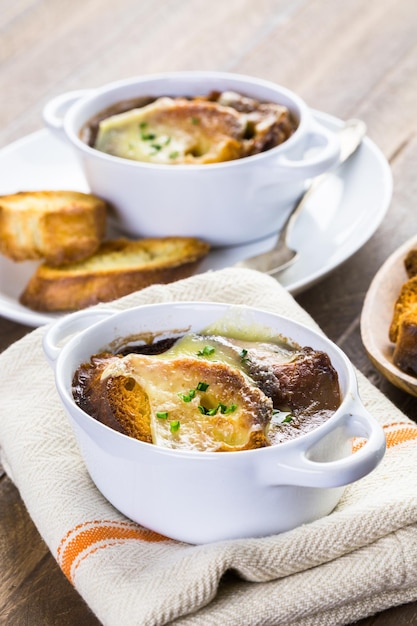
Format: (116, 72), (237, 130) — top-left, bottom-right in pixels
(80, 91), (297, 165)
(73, 329), (341, 452)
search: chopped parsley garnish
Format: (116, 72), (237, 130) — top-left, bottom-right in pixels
(151, 143), (162, 151)
(178, 382), (209, 403)
(156, 411), (168, 419)
(170, 420), (180, 433)
(191, 117), (200, 125)
(198, 403), (237, 416)
(240, 348), (250, 364)
(272, 409), (293, 424)
(178, 389), (197, 402)
(138, 121), (157, 141)
(197, 345), (215, 357)
(169, 151), (179, 159)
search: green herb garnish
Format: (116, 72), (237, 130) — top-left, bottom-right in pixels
(178, 389), (197, 402)
(198, 402), (237, 416)
(196, 381), (209, 391)
(170, 420), (180, 433)
(156, 411), (168, 419)
(240, 348), (250, 364)
(272, 409), (294, 424)
(141, 132), (156, 141)
(197, 345), (215, 357)
(191, 117), (200, 125)
(169, 151), (179, 159)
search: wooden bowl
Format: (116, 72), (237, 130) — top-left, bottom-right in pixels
(361, 234), (417, 396)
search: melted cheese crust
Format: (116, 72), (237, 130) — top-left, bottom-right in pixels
(93, 92), (295, 164)
(101, 353), (272, 451)
(95, 97), (246, 164)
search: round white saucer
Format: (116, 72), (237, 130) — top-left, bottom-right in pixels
(0, 111), (392, 327)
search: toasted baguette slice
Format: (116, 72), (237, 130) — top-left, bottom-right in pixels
(0, 190), (107, 265)
(389, 275), (417, 342)
(97, 353), (272, 451)
(20, 237), (210, 312)
(404, 249), (417, 278)
(392, 304), (417, 375)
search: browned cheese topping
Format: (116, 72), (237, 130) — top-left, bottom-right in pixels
(73, 332), (341, 452)
(80, 91), (297, 164)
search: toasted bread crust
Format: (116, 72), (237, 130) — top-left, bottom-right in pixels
(404, 249), (417, 278)
(392, 305), (417, 376)
(20, 237), (210, 311)
(0, 190), (107, 265)
(389, 275), (417, 342)
(95, 97), (246, 164)
(100, 354), (272, 451)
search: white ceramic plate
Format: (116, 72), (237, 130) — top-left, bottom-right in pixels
(0, 111), (392, 327)
(361, 234), (417, 397)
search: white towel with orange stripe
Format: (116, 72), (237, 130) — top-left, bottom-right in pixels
(2, 267), (417, 626)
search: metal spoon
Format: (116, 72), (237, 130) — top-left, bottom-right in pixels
(234, 118), (367, 275)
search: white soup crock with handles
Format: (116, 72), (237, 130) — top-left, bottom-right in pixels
(43, 302), (385, 544)
(43, 72), (340, 246)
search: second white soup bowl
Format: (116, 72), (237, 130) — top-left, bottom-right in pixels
(43, 72), (340, 246)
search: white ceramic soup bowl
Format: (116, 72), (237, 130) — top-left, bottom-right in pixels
(43, 302), (385, 544)
(43, 72), (340, 246)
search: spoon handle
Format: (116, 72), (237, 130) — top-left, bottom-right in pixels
(235, 118), (367, 275)
(273, 118), (368, 271)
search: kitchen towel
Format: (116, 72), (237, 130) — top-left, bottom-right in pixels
(2, 267), (417, 626)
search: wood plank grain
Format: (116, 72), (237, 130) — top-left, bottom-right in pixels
(2, 1), (417, 624)
(0, 0), (310, 148)
(0, 476), (100, 625)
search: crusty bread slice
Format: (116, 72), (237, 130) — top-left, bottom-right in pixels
(0, 190), (107, 265)
(20, 236), (210, 311)
(392, 304), (417, 375)
(404, 249), (417, 278)
(100, 353), (272, 451)
(389, 275), (417, 342)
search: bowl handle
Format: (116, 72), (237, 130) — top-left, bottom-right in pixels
(275, 119), (340, 179)
(43, 89), (93, 137)
(42, 308), (117, 366)
(259, 401), (386, 488)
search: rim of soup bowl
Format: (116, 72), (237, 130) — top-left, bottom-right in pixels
(52, 71), (317, 170)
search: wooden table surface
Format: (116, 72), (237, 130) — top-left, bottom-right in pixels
(2, 0), (417, 624)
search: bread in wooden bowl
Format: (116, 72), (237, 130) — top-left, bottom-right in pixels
(389, 275), (417, 342)
(387, 248), (417, 377)
(0, 190), (107, 265)
(20, 236), (210, 311)
(404, 248), (417, 278)
(392, 304), (417, 376)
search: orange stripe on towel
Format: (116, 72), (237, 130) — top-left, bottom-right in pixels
(353, 421), (417, 452)
(383, 421), (417, 448)
(57, 520), (170, 584)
